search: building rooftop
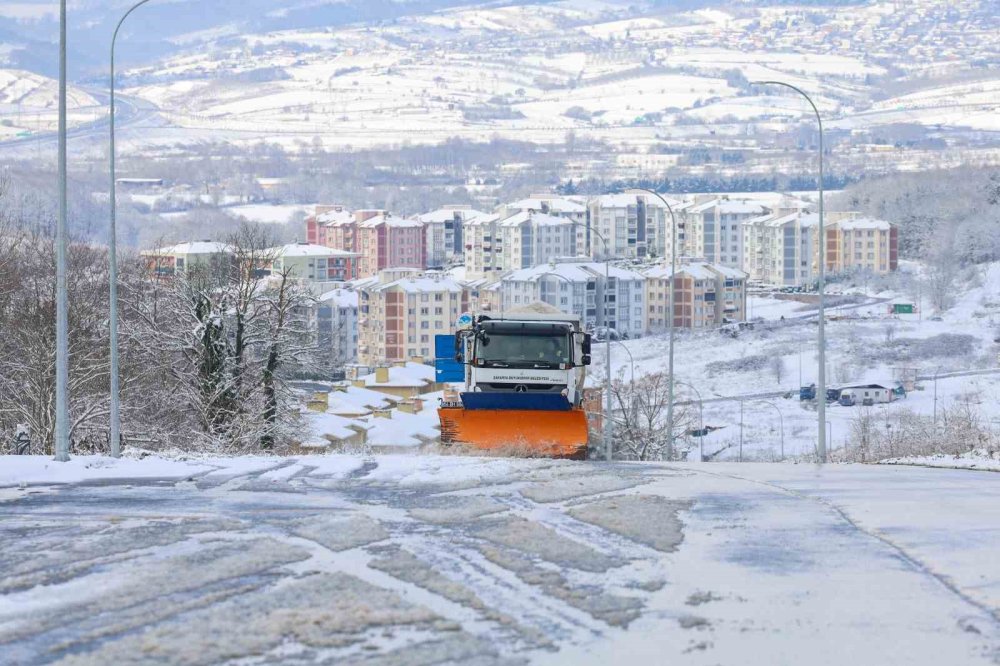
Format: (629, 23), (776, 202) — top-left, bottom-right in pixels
(504, 260), (645, 283)
(643, 261), (747, 281)
(359, 214), (424, 229)
(507, 197), (587, 214)
(374, 274), (466, 294)
(498, 211), (575, 228)
(275, 243), (359, 258)
(358, 362), (436, 388)
(417, 207), (486, 223)
(145, 241), (231, 255)
(319, 288), (360, 308)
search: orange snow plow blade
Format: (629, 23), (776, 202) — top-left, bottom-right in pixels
(438, 407), (589, 459)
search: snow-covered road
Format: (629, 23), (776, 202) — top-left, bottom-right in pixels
(1, 455), (998, 665)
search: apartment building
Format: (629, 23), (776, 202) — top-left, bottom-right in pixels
(317, 286), (359, 368)
(587, 193), (680, 260)
(305, 205), (352, 247)
(498, 259), (646, 338)
(644, 261), (747, 331)
(306, 206), (384, 253)
(270, 243), (359, 282)
(684, 197), (772, 268)
(742, 210), (817, 287)
(140, 241), (231, 278)
(498, 195), (588, 256)
(357, 214), (427, 278)
(357, 270), (470, 366)
(498, 211), (578, 272)
(463, 213), (503, 280)
(819, 214), (899, 275)
(418, 206), (485, 268)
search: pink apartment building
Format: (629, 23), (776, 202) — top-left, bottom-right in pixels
(357, 214), (427, 278)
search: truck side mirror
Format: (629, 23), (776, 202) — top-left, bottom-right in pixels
(582, 333), (592, 355)
(454, 333), (463, 363)
(582, 354), (592, 366)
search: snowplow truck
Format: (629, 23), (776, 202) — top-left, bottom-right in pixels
(438, 312), (592, 458)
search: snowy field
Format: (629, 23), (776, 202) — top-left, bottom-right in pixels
(1, 454), (999, 665)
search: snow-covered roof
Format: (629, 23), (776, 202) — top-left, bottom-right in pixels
(503, 261), (645, 283)
(359, 362), (436, 388)
(605, 190), (685, 211)
(498, 211), (574, 228)
(465, 213), (501, 227)
(151, 241), (231, 255)
(363, 395), (443, 448)
(643, 261), (747, 281)
(747, 212), (802, 228)
(374, 275), (466, 294)
(326, 384), (396, 416)
(835, 216), (893, 231)
(303, 411), (363, 443)
(275, 243), (359, 258)
(686, 199), (721, 214)
(316, 209), (354, 226)
(319, 288), (360, 308)
(359, 214), (424, 228)
(508, 197), (586, 214)
(718, 200), (769, 215)
(417, 207), (486, 223)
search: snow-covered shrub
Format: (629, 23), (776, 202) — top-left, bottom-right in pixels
(840, 404), (998, 463)
(705, 354), (768, 376)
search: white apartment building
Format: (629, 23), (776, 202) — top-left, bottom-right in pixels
(498, 195), (588, 256)
(357, 270), (470, 366)
(685, 197), (771, 268)
(418, 206), (485, 268)
(317, 286), (359, 368)
(588, 193), (681, 261)
(498, 211), (578, 272)
(498, 259), (647, 338)
(742, 210), (817, 287)
(463, 213), (503, 280)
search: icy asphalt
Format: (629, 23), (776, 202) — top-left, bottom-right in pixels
(1, 456), (999, 665)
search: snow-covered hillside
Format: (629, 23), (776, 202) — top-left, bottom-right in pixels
(0, 69), (99, 138)
(98, 0), (996, 154)
(599, 262), (1000, 462)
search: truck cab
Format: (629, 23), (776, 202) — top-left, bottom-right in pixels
(458, 314), (590, 408)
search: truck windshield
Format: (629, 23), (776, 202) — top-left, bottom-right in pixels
(477, 333), (571, 368)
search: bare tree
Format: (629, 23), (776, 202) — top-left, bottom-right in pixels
(608, 371), (693, 461)
(770, 354), (786, 384)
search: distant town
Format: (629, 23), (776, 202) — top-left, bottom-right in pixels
(143, 191), (899, 369)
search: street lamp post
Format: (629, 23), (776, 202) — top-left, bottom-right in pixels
(674, 380), (704, 462)
(752, 80), (826, 463)
(932, 366), (943, 426)
(109, 0), (157, 458)
(589, 227), (612, 462)
(759, 399), (785, 461)
(627, 188), (678, 459)
(55, 0), (69, 462)
(610, 339), (635, 388)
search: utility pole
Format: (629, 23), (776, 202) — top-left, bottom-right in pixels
(54, 0), (70, 462)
